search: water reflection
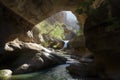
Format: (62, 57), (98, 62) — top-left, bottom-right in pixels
(11, 64), (76, 80)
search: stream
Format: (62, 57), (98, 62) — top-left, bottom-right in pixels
(10, 55), (81, 80)
(0, 41), (98, 80)
(11, 64), (73, 80)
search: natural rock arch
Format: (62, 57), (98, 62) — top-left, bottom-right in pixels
(0, 0), (120, 78)
(0, 0), (81, 24)
(0, 0), (84, 44)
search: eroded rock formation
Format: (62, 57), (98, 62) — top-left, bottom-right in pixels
(0, 3), (34, 49)
(0, 0), (120, 79)
(0, 0), (80, 75)
(0, 0), (80, 24)
(0, 0), (81, 50)
(84, 0), (120, 78)
(0, 39), (67, 74)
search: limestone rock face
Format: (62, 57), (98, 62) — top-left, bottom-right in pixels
(0, 0), (120, 78)
(0, 3), (34, 48)
(0, 0), (81, 51)
(84, 0), (120, 74)
(46, 11), (67, 25)
(0, 0), (80, 24)
(69, 35), (92, 57)
(0, 1), (79, 74)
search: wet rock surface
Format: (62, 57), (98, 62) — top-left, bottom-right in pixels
(66, 63), (97, 76)
(66, 62), (111, 80)
(0, 38), (113, 80)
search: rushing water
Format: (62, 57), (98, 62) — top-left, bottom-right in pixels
(11, 64), (77, 80)
(62, 40), (69, 49)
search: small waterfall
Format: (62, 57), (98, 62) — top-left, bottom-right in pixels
(63, 40), (69, 49)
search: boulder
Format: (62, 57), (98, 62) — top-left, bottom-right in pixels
(0, 39), (67, 74)
(66, 63), (108, 80)
(66, 63), (97, 76)
(13, 52), (67, 74)
(0, 69), (12, 80)
(69, 35), (92, 57)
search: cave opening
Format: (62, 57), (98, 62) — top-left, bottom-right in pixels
(28, 11), (84, 50)
(1, 0), (120, 80)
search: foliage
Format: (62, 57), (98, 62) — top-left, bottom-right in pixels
(36, 21), (64, 40)
(36, 21), (51, 34)
(49, 23), (64, 40)
(35, 21), (65, 47)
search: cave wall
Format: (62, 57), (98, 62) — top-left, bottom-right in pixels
(46, 11), (67, 25)
(0, 0), (80, 24)
(0, 0), (82, 53)
(0, 0), (120, 74)
(0, 3), (34, 47)
(0, 0), (81, 43)
(84, 0), (120, 72)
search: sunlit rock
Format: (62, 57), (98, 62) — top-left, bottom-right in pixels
(0, 39), (67, 74)
(0, 69), (12, 80)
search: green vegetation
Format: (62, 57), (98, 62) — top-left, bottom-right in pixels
(36, 21), (64, 40)
(49, 23), (64, 40)
(35, 20), (65, 47)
